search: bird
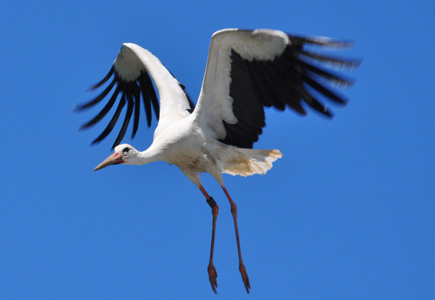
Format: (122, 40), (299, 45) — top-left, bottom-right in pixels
(75, 28), (360, 293)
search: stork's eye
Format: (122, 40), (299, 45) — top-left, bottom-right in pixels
(123, 147), (130, 153)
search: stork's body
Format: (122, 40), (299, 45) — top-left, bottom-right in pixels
(98, 113), (282, 183)
(77, 29), (359, 293)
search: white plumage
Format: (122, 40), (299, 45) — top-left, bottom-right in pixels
(76, 28), (359, 293)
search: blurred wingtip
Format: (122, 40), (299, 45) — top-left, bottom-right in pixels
(72, 104), (83, 113)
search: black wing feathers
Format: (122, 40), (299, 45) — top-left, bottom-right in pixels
(300, 50), (360, 68)
(75, 77), (116, 111)
(113, 90), (134, 148)
(132, 84), (141, 138)
(139, 75), (153, 127)
(222, 50), (266, 148)
(78, 64), (194, 148)
(179, 83), (195, 113)
(140, 71), (160, 120)
(220, 34), (359, 148)
(88, 66), (114, 91)
(92, 91), (126, 145)
(77, 68), (162, 149)
(79, 85), (121, 129)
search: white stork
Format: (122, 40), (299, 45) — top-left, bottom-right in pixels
(76, 29), (359, 293)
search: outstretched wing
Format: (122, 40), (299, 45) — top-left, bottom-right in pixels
(193, 29), (360, 148)
(76, 43), (194, 149)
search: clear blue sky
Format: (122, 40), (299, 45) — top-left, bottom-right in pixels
(1, 0), (434, 299)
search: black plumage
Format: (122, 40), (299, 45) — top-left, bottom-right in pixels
(219, 34), (360, 148)
(76, 66), (195, 149)
(76, 69), (161, 149)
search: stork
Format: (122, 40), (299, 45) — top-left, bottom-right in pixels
(76, 29), (360, 293)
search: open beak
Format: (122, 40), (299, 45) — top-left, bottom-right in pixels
(94, 152), (125, 171)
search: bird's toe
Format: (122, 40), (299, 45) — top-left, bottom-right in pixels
(207, 264), (218, 293)
(239, 264), (251, 294)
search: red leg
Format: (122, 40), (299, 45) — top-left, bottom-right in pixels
(222, 186), (251, 293)
(200, 185), (219, 294)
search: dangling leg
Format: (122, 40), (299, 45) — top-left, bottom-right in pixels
(221, 185), (251, 293)
(199, 185), (219, 293)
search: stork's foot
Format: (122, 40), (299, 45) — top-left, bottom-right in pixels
(239, 263), (251, 293)
(208, 263), (218, 293)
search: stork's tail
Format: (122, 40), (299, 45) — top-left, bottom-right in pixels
(223, 148), (283, 177)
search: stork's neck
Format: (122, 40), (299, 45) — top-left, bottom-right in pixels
(134, 146), (163, 166)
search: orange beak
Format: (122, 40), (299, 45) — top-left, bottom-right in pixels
(94, 152), (125, 171)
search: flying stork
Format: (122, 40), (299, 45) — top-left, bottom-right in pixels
(76, 29), (359, 293)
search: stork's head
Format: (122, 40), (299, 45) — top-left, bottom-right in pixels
(94, 144), (140, 171)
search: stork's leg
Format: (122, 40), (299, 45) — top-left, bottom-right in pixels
(221, 186), (251, 293)
(199, 185), (219, 294)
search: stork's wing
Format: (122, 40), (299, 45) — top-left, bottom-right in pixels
(76, 43), (194, 149)
(193, 29), (360, 148)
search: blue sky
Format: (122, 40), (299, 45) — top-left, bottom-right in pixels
(1, 0), (434, 299)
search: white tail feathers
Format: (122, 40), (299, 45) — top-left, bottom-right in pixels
(223, 148), (283, 177)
